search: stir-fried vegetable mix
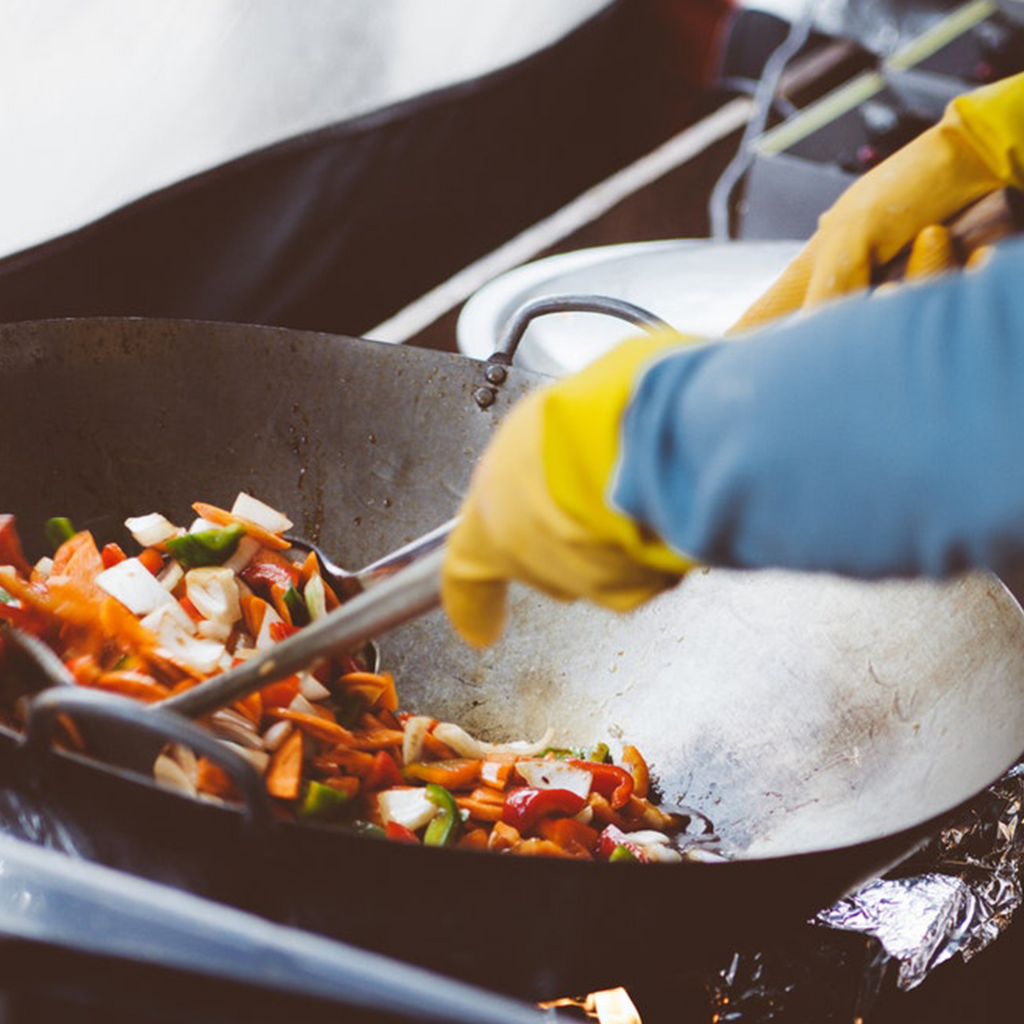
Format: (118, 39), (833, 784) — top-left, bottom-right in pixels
(0, 494), (705, 862)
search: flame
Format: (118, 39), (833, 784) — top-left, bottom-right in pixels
(539, 987), (642, 1024)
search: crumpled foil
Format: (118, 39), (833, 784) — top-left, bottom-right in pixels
(815, 761), (1024, 990)
(706, 762), (1024, 1022)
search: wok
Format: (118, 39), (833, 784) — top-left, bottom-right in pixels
(3, 316), (1024, 1000)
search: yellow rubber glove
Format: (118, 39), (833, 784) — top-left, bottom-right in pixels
(732, 71), (1024, 331)
(442, 333), (698, 648)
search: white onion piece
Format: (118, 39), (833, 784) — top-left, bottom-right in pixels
(142, 604), (225, 674)
(189, 517), (219, 533)
(157, 560), (184, 593)
(185, 567), (241, 625)
(304, 574), (327, 621)
(377, 788), (438, 831)
(125, 512), (181, 548)
(230, 492), (293, 534)
(169, 742), (198, 783)
(262, 720), (293, 751)
(298, 672), (330, 701)
(287, 692), (319, 717)
(97, 558), (176, 615)
(514, 759), (592, 799)
(154, 754), (197, 797)
(222, 535), (261, 574)
(198, 618), (233, 642)
(255, 603), (284, 651)
(432, 721), (554, 759)
(402, 715), (433, 765)
(33, 556), (53, 578)
(219, 741), (270, 774)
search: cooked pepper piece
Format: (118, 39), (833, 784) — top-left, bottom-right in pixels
(501, 787), (587, 834)
(423, 783), (461, 847)
(165, 524), (246, 568)
(569, 760), (634, 810)
(44, 516), (76, 552)
(297, 779), (357, 821)
(0, 516), (31, 575)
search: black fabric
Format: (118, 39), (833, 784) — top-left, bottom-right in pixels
(0, 0), (723, 339)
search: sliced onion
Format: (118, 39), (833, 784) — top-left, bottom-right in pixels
(298, 672), (330, 702)
(218, 740), (270, 774)
(402, 715), (433, 765)
(222, 535), (261, 574)
(125, 512), (181, 548)
(157, 560), (184, 593)
(33, 556), (53, 578)
(154, 754), (197, 797)
(261, 720), (293, 751)
(376, 788), (438, 831)
(230, 492), (293, 534)
(185, 567), (241, 625)
(514, 759), (592, 799)
(432, 721), (554, 759)
(97, 557), (176, 615)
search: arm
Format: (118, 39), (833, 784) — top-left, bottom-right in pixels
(616, 236), (1024, 577)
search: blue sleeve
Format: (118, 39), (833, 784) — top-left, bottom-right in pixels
(612, 236), (1024, 578)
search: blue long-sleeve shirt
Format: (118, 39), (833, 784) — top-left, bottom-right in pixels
(613, 235), (1024, 578)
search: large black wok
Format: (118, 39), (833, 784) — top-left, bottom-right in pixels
(3, 316), (1024, 1000)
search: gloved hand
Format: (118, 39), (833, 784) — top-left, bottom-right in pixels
(733, 70), (1024, 331)
(442, 333), (698, 647)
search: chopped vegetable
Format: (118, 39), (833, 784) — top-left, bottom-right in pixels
(423, 783), (460, 847)
(44, 516), (76, 551)
(0, 493), (699, 861)
(165, 525), (247, 569)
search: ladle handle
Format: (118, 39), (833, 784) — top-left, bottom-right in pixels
(22, 687), (272, 828)
(162, 547), (445, 721)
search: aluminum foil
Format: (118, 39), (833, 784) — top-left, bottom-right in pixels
(815, 761), (1024, 990)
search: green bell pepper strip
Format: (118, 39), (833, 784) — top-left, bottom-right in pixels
(423, 783), (461, 847)
(283, 585), (310, 627)
(297, 780), (354, 821)
(165, 524), (246, 568)
(44, 517), (76, 551)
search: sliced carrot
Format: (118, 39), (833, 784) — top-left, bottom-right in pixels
(339, 671), (398, 713)
(514, 837), (576, 859)
(240, 593), (271, 637)
(312, 747), (377, 777)
(266, 728), (304, 800)
(259, 675), (300, 710)
(197, 757), (240, 800)
(90, 670), (171, 703)
(421, 731), (457, 761)
(479, 754), (518, 791)
(346, 726), (406, 751)
(537, 816), (599, 858)
(233, 690), (263, 727)
(298, 551), (320, 586)
(487, 820), (521, 852)
(192, 501), (290, 551)
(178, 595), (203, 623)
(455, 787), (505, 823)
(403, 758), (481, 790)
(266, 708), (357, 745)
(457, 828), (489, 851)
(137, 547), (165, 576)
(64, 654), (102, 686)
(586, 792), (630, 832)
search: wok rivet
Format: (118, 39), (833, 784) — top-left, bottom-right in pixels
(485, 365), (507, 385)
(474, 387), (496, 408)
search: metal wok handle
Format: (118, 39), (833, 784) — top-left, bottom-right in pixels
(474, 294), (672, 408)
(21, 687), (272, 829)
(492, 294), (672, 364)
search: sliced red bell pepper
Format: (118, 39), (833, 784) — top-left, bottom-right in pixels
(501, 787), (586, 834)
(569, 760), (634, 810)
(597, 823), (648, 863)
(365, 750), (405, 791)
(385, 821), (421, 844)
(100, 542), (128, 569)
(0, 515), (31, 575)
